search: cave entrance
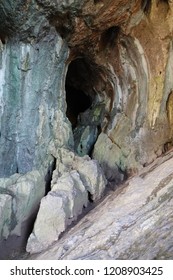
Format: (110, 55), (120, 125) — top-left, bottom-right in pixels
(66, 85), (92, 128)
(65, 57), (106, 156)
(65, 57), (95, 128)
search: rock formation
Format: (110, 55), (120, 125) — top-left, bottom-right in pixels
(0, 0), (173, 259)
(29, 151), (173, 260)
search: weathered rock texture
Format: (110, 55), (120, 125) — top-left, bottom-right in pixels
(26, 149), (106, 254)
(29, 152), (173, 260)
(0, 0), (173, 259)
(0, 170), (45, 255)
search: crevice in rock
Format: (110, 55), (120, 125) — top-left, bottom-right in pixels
(87, 191), (94, 203)
(49, 11), (74, 40)
(0, 35), (6, 44)
(16, 165), (19, 174)
(45, 157), (56, 195)
(165, 90), (173, 153)
(141, 0), (152, 14)
(100, 26), (121, 50)
(162, 141), (173, 154)
(141, 0), (169, 15)
(158, 0), (169, 4)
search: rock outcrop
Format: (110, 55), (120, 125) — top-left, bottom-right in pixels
(26, 149), (106, 254)
(0, 0), (173, 259)
(0, 171), (45, 238)
(29, 152), (173, 260)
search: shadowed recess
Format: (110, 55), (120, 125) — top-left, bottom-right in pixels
(65, 57), (96, 127)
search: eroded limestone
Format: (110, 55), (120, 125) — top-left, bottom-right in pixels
(29, 152), (173, 260)
(26, 150), (106, 254)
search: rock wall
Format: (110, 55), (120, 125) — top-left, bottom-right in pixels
(0, 32), (71, 177)
(0, 0), (173, 258)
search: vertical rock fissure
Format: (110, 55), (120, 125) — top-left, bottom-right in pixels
(45, 157), (56, 195)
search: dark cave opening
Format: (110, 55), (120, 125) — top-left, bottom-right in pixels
(65, 57), (107, 157)
(65, 57), (96, 128)
(141, 0), (152, 14)
(66, 85), (92, 128)
(45, 157), (56, 195)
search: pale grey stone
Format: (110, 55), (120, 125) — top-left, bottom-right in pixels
(74, 156), (106, 201)
(73, 125), (98, 156)
(26, 193), (68, 254)
(0, 194), (12, 239)
(6, 170), (45, 236)
(0, 170), (45, 238)
(51, 148), (107, 201)
(29, 153), (173, 260)
(26, 170), (89, 254)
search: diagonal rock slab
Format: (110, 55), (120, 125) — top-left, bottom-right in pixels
(28, 153), (173, 260)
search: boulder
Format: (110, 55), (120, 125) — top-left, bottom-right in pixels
(0, 170), (45, 239)
(51, 148), (107, 200)
(26, 170), (88, 253)
(27, 151), (107, 254)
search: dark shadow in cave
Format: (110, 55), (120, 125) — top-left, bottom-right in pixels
(65, 57), (103, 158)
(100, 26), (120, 49)
(141, 0), (152, 14)
(45, 157), (56, 195)
(0, 206), (38, 260)
(66, 85), (92, 128)
(65, 57), (96, 128)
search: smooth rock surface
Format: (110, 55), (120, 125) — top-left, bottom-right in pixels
(29, 152), (173, 259)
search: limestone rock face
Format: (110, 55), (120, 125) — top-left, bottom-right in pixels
(0, 170), (45, 239)
(0, 34), (70, 177)
(27, 150), (106, 254)
(30, 152), (173, 260)
(0, 0), (173, 259)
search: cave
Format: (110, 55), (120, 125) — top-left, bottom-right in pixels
(65, 57), (106, 156)
(65, 57), (96, 128)
(2, 0), (173, 261)
(66, 85), (92, 128)
(65, 57), (97, 129)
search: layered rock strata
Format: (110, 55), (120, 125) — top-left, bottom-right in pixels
(0, 0), (173, 258)
(30, 151), (173, 260)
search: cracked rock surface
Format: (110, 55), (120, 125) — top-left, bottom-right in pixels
(26, 149), (106, 254)
(29, 152), (173, 260)
(1, 0), (173, 259)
